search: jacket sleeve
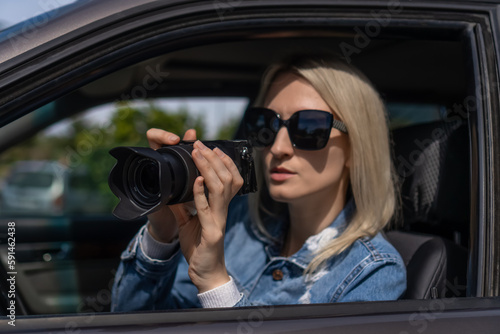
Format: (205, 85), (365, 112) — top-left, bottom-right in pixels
(111, 225), (200, 311)
(330, 257), (407, 303)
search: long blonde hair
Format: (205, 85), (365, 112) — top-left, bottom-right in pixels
(248, 55), (398, 274)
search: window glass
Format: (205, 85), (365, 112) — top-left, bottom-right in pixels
(387, 102), (446, 129)
(0, 97), (248, 218)
(0, 0), (77, 32)
(10, 171), (54, 188)
(0, 95), (248, 314)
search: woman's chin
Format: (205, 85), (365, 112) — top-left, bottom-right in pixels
(268, 188), (297, 204)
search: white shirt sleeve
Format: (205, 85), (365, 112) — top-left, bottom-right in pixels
(140, 222), (179, 260)
(197, 276), (243, 308)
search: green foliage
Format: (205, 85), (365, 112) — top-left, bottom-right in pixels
(216, 117), (240, 140)
(111, 102), (205, 145)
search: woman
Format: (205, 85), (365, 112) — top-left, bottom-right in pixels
(111, 55), (406, 310)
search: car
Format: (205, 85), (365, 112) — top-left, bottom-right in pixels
(0, 161), (66, 214)
(0, 0), (499, 332)
(0, 160), (109, 215)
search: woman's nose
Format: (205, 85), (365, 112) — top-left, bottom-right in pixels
(270, 127), (294, 158)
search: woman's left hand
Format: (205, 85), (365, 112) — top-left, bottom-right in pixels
(171, 140), (244, 293)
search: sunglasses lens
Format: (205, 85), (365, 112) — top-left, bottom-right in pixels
(245, 108), (334, 150)
(289, 110), (333, 150)
(244, 108), (276, 147)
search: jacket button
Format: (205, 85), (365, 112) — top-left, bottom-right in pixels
(272, 269), (284, 281)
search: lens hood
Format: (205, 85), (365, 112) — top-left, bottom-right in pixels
(109, 147), (172, 220)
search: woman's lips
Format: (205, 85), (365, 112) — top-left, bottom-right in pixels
(270, 167), (296, 182)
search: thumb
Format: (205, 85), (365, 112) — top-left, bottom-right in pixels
(183, 129), (197, 141)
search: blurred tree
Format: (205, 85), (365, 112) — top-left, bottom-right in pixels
(216, 117), (240, 140)
(111, 102), (205, 146)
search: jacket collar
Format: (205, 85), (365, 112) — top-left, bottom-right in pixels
(252, 198), (356, 269)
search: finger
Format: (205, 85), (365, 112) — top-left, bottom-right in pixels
(147, 128), (180, 150)
(213, 148), (244, 195)
(183, 129), (197, 141)
(194, 142), (233, 187)
(192, 147), (230, 216)
(193, 142), (233, 203)
(193, 176), (227, 241)
(192, 148), (224, 196)
(192, 176), (217, 231)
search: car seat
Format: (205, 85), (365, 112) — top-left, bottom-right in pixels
(386, 119), (469, 299)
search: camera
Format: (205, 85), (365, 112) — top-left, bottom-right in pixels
(108, 140), (257, 220)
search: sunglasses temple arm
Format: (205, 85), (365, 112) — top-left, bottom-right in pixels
(332, 119), (348, 133)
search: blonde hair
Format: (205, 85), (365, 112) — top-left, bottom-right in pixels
(248, 55), (398, 274)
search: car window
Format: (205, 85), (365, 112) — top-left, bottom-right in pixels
(10, 171), (54, 188)
(387, 102), (446, 129)
(0, 97), (248, 218)
(0, 91), (248, 313)
(0, 34), (472, 314)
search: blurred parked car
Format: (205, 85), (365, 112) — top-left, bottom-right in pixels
(0, 0), (499, 333)
(0, 161), (110, 215)
(1, 161), (66, 214)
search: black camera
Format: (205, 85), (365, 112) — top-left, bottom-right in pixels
(108, 140), (257, 220)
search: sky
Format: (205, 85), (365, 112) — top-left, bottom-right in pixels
(0, 0), (76, 29)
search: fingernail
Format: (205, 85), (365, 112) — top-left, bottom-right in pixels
(169, 135), (179, 141)
(195, 140), (207, 150)
(214, 148), (225, 158)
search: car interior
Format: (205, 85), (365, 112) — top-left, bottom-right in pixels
(0, 25), (473, 314)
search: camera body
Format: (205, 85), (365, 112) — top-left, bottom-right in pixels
(108, 140), (257, 220)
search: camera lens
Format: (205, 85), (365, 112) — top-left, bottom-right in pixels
(137, 160), (159, 196)
(129, 157), (160, 207)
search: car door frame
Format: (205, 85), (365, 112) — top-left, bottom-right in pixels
(0, 0), (499, 332)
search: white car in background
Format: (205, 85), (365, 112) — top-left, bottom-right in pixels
(1, 160), (66, 214)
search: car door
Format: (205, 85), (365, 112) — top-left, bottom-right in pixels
(0, 0), (499, 333)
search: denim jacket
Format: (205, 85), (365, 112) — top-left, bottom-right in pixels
(111, 196), (406, 311)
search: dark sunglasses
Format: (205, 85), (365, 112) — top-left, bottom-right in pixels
(243, 107), (348, 150)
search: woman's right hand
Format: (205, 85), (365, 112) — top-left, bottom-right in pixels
(145, 127), (243, 293)
(145, 128), (197, 243)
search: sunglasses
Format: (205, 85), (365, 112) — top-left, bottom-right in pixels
(243, 107), (348, 150)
